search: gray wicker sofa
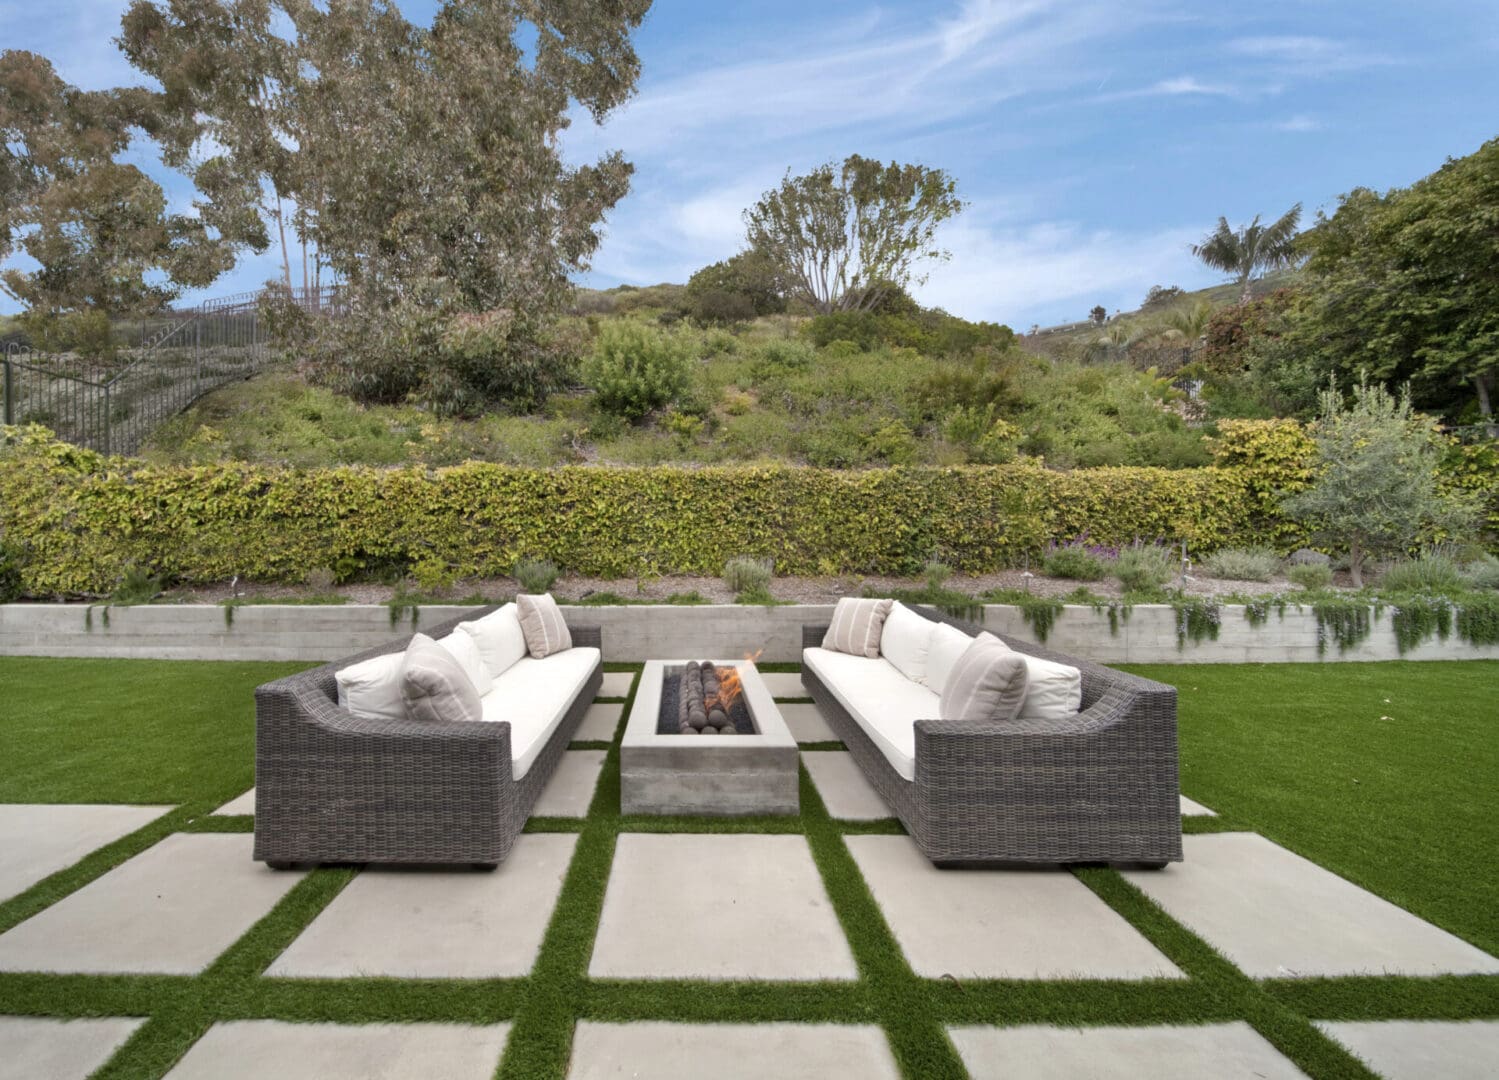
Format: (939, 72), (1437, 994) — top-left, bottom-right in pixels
(802, 605), (1182, 867)
(253, 606), (601, 869)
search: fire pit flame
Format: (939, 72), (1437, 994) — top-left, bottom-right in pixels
(711, 666), (744, 712)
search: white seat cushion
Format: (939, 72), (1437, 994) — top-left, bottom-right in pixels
(924, 622), (974, 696)
(803, 646), (939, 782)
(335, 652), (407, 723)
(878, 602), (934, 684)
(479, 646), (600, 780)
(457, 604), (528, 679)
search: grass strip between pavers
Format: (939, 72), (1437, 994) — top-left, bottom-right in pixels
(2, 657), (1497, 1080)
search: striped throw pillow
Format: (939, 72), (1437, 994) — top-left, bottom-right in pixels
(822, 597), (894, 658)
(938, 632), (1029, 723)
(400, 633), (483, 724)
(517, 593), (573, 658)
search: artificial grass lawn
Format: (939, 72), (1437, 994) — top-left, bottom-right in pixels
(0, 656), (1495, 1078)
(1123, 660), (1499, 958)
(0, 658), (313, 804)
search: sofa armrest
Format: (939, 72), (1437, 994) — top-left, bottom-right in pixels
(570, 624), (602, 651)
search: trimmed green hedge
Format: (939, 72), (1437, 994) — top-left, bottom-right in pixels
(0, 426), (1259, 594)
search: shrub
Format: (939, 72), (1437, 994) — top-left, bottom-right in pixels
(438, 311), (576, 412)
(583, 322), (693, 422)
(1042, 539), (1109, 581)
(0, 426), (1264, 592)
(1459, 554), (1499, 590)
(513, 556), (559, 594)
(110, 564), (161, 604)
(685, 252), (785, 319)
(864, 420), (918, 465)
(1114, 543), (1177, 593)
(1200, 545), (1281, 582)
(923, 558), (952, 591)
(0, 536), (23, 601)
(750, 338), (815, 379)
(1287, 563), (1333, 590)
(1378, 554), (1465, 596)
(688, 289), (755, 325)
(820, 339), (862, 359)
(723, 555), (773, 597)
(305, 566), (337, 592)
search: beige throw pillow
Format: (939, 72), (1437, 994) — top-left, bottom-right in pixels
(516, 593), (572, 658)
(822, 597), (894, 659)
(939, 632), (1029, 723)
(400, 632), (483, 724)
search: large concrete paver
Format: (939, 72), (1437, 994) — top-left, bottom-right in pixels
(846, 835), (1181, 980)
(598, 672), (635, 698)
(0, 1016), (145, 1080)
(1179, 796), (1215, 817)
(162, 1020), (511, 1079)
(1316, 1019), (1499, 1080)
(802, 751), (891, 820)
(533, 752), (606, 817)
(1121, 833), (1499, 978)
(575, 702), (623, 742)
(0, 833), (304, 974)
(269, 835), (577, 978)
(213, 789), (255, 816)
(0, 804), (173, 902)
(780, 702), (836, 742)
(590, 834), (857, 980)
(948, 1021), (1308, 1079)
(759, 672), (808, 699)
(567, 1022), (899, 1079)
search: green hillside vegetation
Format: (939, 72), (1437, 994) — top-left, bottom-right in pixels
(145, 298), (1211, 470)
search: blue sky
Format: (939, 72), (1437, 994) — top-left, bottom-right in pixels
(5, 0), (1498, 327)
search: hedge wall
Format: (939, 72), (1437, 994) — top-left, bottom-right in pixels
(0, 426), (1261, 594)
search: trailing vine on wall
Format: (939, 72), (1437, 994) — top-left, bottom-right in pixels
(1171, 596), (1222, 649)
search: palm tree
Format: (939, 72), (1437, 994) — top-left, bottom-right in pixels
(1158, 299), (1215, 342)
(1191, 204), (1303, 304)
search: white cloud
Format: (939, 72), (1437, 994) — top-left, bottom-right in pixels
(1226, 34), (1391, 74)
(915, 214), (1208, 326)
(1273, 114), (1324, 133)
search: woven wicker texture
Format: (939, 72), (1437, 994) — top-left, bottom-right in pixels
(253, 607), (602, 867)
(802, 605), (1182, 866)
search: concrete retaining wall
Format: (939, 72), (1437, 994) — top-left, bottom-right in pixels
(2, 602), (1496, 665)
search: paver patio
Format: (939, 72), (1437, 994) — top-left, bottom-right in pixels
(1121, 832), (1499, 978)
(780, 701), (837, 742)
(212, 788), (256, 815)
(0, 833), (304, 974)
(567, 1021), (901, 1079)
(0, 1015), (145, 1080)
(161, 1020), (512, 1079)
(533, 750), (607, 817)
(574, 701), (623, 741)
(597, 671), (634, 698)
(0, 803), (173, 902)
(589, 833), (858, 980)
(1315, 1018), (1499, 1080)
(267, 835), (576, 978)
(846, 834), (1182, 980)
(2, 660), (1497, 1078)
(801, 750), (891, 819)
(760, 671), (809, 699)
(947, 1021), (1307, 1079)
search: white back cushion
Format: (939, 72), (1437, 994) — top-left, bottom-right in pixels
(924, 622), (974, 696)
(457, 604), (528, 678)
(335, 651), (407, 722)
(436, 630), (492, 696)
(879, 602), (934, 684)
(992, 642), (1083, 720)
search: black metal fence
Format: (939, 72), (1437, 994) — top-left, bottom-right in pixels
(1, 287), (334, 456)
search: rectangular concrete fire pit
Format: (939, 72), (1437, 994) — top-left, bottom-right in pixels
(621, 660), (799, 816)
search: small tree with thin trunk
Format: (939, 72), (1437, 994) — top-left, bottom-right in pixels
(744, 155), (963, 315)
(1281, 377), (1476, 586)
(1191, 204), (1303, 305)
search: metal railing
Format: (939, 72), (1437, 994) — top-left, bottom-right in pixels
(1, 287), (337, 455)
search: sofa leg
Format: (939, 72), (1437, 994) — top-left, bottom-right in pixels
(472, 862), (499, 872)
(266, 860), (299, 871)
(1135, 861), (1169, 870)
